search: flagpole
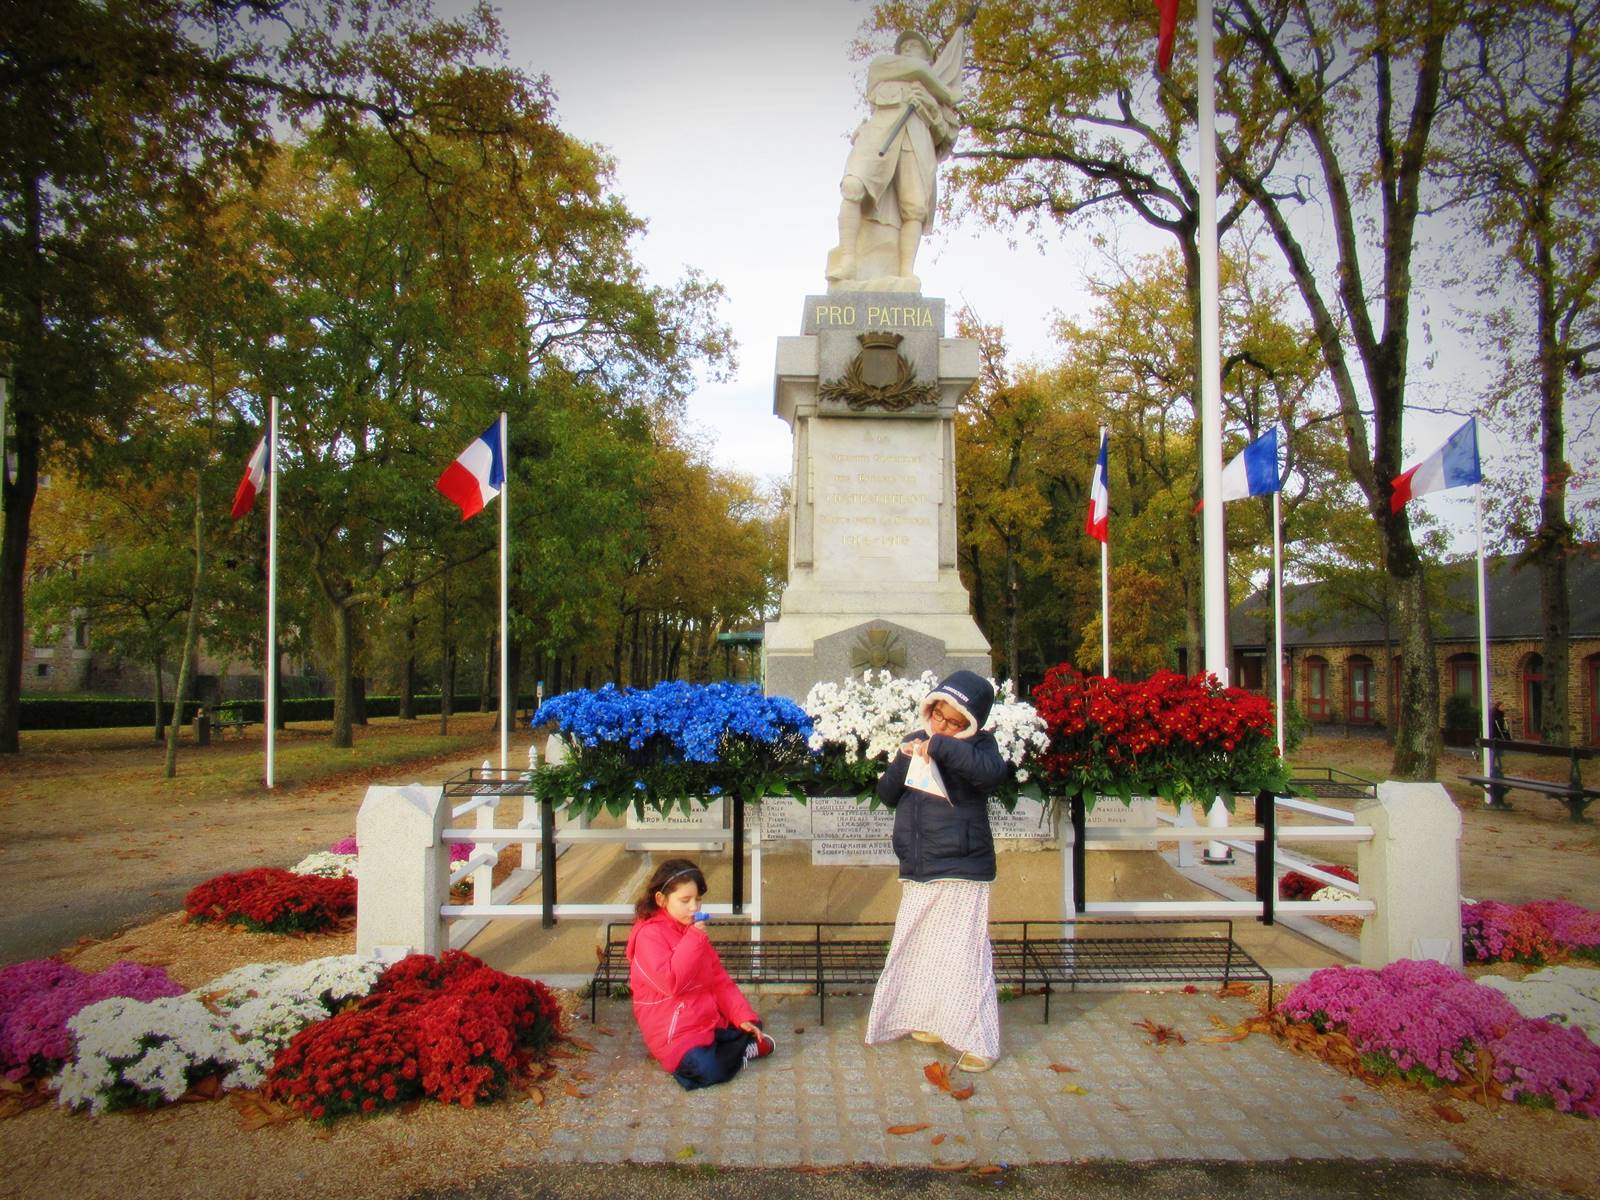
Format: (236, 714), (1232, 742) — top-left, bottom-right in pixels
(1197, 0), (1226, 684)
(1272, 488), (1285, 758)
(1474, 483), (1492, 802)
(499, 410), (509, 774)
(1100, 427), (1111, 677)
(265, 394), (278, 789)
(1195, 0), (1233, 860)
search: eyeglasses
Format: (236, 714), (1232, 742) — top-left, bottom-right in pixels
(928, 703), (969, 731)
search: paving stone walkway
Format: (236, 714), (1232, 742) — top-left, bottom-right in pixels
(511, 990), (1459, 1170)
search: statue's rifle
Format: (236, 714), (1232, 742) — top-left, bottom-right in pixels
(876, 102), (919, 157)
(876, 6), (977, 158)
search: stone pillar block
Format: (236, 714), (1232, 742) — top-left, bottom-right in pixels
(355, 783), (449, 960)
(1356, 782), (1462, 968)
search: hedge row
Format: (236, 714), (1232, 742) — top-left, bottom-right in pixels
(19, 694), (529, 731)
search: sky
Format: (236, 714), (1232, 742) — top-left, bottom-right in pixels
(480, 0), (1595, 554)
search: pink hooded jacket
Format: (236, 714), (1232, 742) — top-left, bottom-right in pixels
(625, 909), (759, 1072)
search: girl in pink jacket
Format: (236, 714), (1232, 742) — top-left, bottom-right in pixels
(626, 858), (775, 1089)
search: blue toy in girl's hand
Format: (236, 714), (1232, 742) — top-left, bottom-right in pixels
(693, 912), (710, 923)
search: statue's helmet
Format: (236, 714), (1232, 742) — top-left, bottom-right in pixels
(894, 30), (934, 59)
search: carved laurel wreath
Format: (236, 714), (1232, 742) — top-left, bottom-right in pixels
(818, 334), (940, 412)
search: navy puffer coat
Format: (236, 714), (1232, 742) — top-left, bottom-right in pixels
(876, 670), (1009, 883)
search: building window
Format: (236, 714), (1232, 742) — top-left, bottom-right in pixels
(35, 663), (49, 679)
(1447, 653), (1479, 704)
(73, 619), (89, 649)
(1348, 655), (1375, 724)
(1523, 652), (1545, 741)
(1305, 656), (1330, 720)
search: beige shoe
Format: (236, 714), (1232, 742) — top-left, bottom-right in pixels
(955, 1052), (995, 1073)
(910, 1030), (943, 1044)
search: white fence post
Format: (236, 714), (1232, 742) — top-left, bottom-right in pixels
(356, 783), (449, 959)
(1356, 782), (1463, 968)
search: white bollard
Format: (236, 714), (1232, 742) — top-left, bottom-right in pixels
(1201, 796), (1234, 864)
(1356, 781), (1463, 968)
(355, 783), (449, 960)
(1176, 801), (1201, 867)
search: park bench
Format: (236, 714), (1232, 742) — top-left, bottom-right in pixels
(1461, 737), (1599, 822)
(590, 917), (1273, 1024)
(214, 711), (257, 739)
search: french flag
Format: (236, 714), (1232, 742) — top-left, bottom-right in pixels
(1085, 430), (1109, 543)
(1219, 427), (1281, 503)
(1390, 418), (1481, 513)
(436, 419), (504, 520)
(230, 434), (268, 520)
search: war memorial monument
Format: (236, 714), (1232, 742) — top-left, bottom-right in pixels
(763, 25), (991, 701)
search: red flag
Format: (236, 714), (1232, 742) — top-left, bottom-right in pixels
(1155, 0), (1180, 73)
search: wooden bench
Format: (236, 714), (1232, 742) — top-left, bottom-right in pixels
(1461, 737), (1599, 822)
(590, 918), (1274, 1024)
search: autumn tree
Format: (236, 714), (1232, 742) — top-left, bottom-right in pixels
(0, 0), (594, 752)
(1436, 0), (1600, 740)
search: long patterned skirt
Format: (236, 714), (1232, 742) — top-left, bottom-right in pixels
(864, 878), (1000, 1060)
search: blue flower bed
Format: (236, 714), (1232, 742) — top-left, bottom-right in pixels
(531, 683), (814, 817)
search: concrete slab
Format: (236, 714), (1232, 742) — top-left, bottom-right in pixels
(513, 992), (1457, 1169)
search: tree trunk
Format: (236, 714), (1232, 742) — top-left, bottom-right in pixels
(163, 475), (206, 778)
(400, 605), (417, 721)
(331, 602), (354, 748)
(1388, 541), (1440, 778)
(0, 176), (48, 754)
(1534, 244), (1572, 743)
(152, 649), (166, 741)
(478, 628), (495, 712)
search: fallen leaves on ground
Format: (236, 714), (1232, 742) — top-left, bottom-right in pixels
(1048, 1063), (1077, 1073)
(230, 1089), (297, 1131)
(592, 1025), (616, 1037)
(1432, 1103), (1468, 1124)
(1133, 1018), (1186, 1046)
(1061, 1083), (1088, 1096)
(930, 1133), (946, 1145)
(524, 1085), (545, 1106)
(562, 1082), (586, 1100)
(932, 1160), (973, 1172)
(975, 1165), (1005, 1176)
(1216, 981), (1254, 998)
(563, 1035), (596, 1053)
(0, 1078), (53, 1121)
(923, 1060), (976, 1101)
(887, 1123), (930, 1135)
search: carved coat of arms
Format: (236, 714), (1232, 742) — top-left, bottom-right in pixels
(818, 332), (939, 412)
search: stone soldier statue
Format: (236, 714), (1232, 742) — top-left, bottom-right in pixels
(825, 24), (967, 293)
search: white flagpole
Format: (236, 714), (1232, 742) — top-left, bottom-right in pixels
(499, 410), (509, 773)
(1272, 488), (1285, 758)
(1100, 425), (1111, 677)
(265, 395), (278, 789)
(1197, 0), (1226, 684)
(1100, 540), (1111, 678)
(1474, 482), (1493, 801)
(1195, 0), (1232, 862)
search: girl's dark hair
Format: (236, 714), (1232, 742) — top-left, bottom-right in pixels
(634, 858), (706, 919)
